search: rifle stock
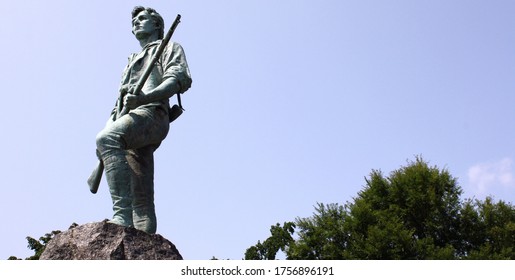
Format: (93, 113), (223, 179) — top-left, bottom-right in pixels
(87, 160), (104, 194)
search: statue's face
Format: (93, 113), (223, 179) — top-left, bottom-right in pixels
(132, 10), (158, 40)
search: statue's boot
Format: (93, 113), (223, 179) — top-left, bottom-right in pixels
(103, 153), (134, 227)
(127, 148), (157, 234)
(133, 202), (156, 234)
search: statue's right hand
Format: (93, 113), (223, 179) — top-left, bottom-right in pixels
(123, 94), (141, 110)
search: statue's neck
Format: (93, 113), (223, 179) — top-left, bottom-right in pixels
(137, 33), (159, 49)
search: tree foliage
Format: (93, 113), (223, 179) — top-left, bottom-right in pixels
(288, 203), (347, 259)
(8, 230), (61, 260)
(341, 157), (462, 259)
(244, 222), (295, 260)
(245, 157), (515, 259)
(461, 197), (515, 259)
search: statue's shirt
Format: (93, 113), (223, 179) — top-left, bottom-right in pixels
(120, 40), (192, 110)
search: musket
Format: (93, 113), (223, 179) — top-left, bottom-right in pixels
(88, 14), (182, 194)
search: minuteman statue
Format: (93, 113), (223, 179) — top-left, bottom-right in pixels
(94, 6), (192, 234)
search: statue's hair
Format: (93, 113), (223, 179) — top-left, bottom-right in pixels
(131, 6), (164, 39)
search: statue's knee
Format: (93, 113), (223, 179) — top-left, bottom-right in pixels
(95, 130), (108, 149)
(96, 130), (123, 152)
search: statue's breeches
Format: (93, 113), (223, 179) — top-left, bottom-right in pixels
(95, 106), (169, 233)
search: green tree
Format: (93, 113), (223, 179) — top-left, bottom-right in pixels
(244, 222), (295, 260)
(342, 157), (462, 259)
(288, 203), (347, 259)
(8, 230), (61, 260)
(461, 197), (515, 259)
(245, 157), (515, 259)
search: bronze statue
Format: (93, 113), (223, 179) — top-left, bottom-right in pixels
(90, 6), (192, 234)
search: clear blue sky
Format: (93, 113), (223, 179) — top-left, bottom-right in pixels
(1, 0), (514, 260)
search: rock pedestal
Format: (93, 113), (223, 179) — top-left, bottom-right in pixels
(40, 220), (182, 260)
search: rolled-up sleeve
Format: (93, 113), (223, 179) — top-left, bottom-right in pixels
(161, 42), (192, 94)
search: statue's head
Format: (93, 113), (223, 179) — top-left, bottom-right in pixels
(131, 6), (165, 40)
